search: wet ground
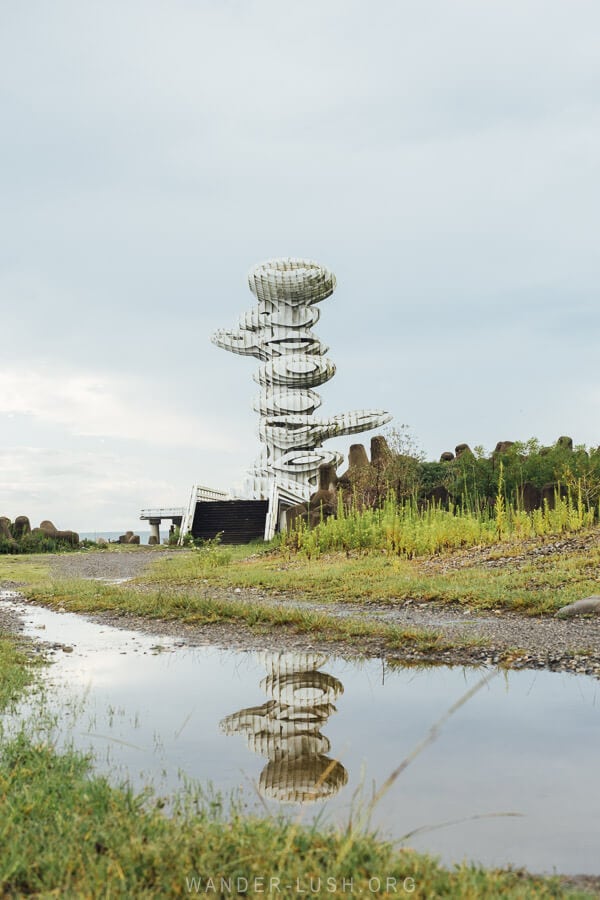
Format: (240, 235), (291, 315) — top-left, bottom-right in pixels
(24, 548), (600, 676)
(2, 590), (600, 878)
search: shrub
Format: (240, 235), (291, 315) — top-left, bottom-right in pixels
(282, 488), (595, 558)
(0, 530), (81, 555)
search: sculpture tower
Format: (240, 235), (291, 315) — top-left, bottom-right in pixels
(212, 258), (391, 504)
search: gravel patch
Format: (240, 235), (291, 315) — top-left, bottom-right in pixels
(0, 601), (27, 637)
(48, 547), (177, 580)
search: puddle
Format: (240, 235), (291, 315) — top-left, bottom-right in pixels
(90, 576), (133, 585)
(2, 593), (599, 875)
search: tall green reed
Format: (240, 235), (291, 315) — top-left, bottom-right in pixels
(282, 482), (596, 558)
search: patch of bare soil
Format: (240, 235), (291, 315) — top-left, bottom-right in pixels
(417, 531), (600, 574)
(48, 546), (178, 580)
(555, 875), (600, 897)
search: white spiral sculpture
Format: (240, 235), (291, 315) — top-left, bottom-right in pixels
(212, 258), (391, 499)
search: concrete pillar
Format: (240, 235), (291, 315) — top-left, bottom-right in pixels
(148, 518), (161, 545)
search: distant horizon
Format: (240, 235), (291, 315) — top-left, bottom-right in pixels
(5, 424), (595, 535)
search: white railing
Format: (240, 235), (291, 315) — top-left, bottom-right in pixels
(178, 484), (229, 544)
(140, 507), (185, 520)
(195, 485), (228, 502)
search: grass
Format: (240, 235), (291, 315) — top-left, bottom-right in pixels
(20, 575), (485, 657)
(0, 633), (36, 711)
(140, 531), (600, 617)
(0, 732), (583, 898)
(3, 522), (600, 631)
(0, 552), (53, 585)
(280, 490), (595, 558)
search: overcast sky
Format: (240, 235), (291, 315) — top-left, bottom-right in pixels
(2, 1), (600, 531)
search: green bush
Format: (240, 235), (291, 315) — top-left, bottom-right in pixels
(0, 531), (80, 555)
(79, 538), (108, 550)
(376, 432), (600, 512)
(283, 488), (595, 558)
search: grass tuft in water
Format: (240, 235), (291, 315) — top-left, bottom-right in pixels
(0, 730), (581, 898)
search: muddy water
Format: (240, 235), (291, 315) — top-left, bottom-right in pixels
(2, 593), (599, 876)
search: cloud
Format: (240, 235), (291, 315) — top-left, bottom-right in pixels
(0, 445), (179, 532)
(0, 367), (235, 452)
(1, 0), (600, 527)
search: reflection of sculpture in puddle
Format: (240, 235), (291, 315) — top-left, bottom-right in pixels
(220, 652), (348, 802)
